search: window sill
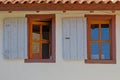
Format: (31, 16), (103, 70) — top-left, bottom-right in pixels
(24, 59), (55, 63)
(85, 59), (116, 64)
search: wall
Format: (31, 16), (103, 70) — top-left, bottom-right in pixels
(0, 11), (120, 80)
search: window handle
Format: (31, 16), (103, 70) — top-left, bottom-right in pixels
(65, 37), (70, 39)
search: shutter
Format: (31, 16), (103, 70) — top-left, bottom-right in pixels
(62, 18), (71, 60)
(17, 18), (27, 59)
(3, 19), (11, 59)
(3, 18), (27, 59)
(62, 17), (87, 60)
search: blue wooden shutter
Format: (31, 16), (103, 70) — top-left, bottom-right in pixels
(62, 17), (87, 60)
(3, 18), (27, 59)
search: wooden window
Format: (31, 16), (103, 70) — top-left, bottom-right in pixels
(25, 14), (55, 63)
(85, 15), (116, 64)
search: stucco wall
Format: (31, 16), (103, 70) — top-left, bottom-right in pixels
(0, 11), (120, 80)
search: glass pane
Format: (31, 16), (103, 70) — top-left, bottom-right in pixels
(91, 24), (99, 40)
(32, 43), (40, 54)
(42, 25), (49, 40)
(32, 24), (40, 54)
(102, 42), (110, 60)
(42, 44), (49, 59)
(101, 24), (109, 40)
(91, 43), (99, 59)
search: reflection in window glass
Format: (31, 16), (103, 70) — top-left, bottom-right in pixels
(91, 24), (99, 40)
(42, 44), (49, 59)
(32, 24), (40, 54)
(102, 42), (110, 59)
(42, 25), (49, 40)
(91, 43), (99, 59)
(101, 24), (109, 40)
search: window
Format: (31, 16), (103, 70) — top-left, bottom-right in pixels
(85, 15), (116, 64)
(25, 14), (56, 63)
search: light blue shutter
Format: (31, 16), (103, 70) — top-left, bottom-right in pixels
(3, 18), (27, 59)
(62, 17), (87, 60)
(17, 18), (27, 58)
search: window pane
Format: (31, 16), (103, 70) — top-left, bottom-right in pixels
(101, 24), (109, 40)
(91, 43), (99, 59)
(102, 42), (110, 59)
(32, 24), (40, 54)
(42, 44), (49, 59)
(42, 25), (49, 40)
(91, 24), (99, 40)
(32, 43), (40, 54)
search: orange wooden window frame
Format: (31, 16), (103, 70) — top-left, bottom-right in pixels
(25, 14), (56, 63)
(85, 15), (116, 64)
(29, 22), (50, 59)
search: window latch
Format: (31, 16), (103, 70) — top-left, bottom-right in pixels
(65, 37), (70, 39)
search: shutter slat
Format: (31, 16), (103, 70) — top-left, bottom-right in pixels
(83, 18), (87, 59)
(76, 18), (86, 59)
(17, 18), (27, 58)
(70, 18), (77, 60)
(76, 18), (83, 59)
(62, 18), (71, 60)
(3, 19), (10, 59)
(10, 18), (18, 59)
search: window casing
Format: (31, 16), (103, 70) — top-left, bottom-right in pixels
(25, 14), (56, 63)
(85, 15), (116, 64)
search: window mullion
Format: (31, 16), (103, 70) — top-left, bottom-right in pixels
(88, 22), (91, 60)
(29, 21), (33, 59)
(109, 23), (112, 60)
(99, 24), (102, 60)
(40, 24), (42, 59)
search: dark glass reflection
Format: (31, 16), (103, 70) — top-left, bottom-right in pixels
(102, 42), (110, 60)
(42, 44), (49, 59)
(32, 24), (40, 54)
(91, 24), (99, 40)
(91, 43), (99, 59)
(101, 24), (109, 40)
(32, 24), (40, 34)
(42, 25), (49, 40)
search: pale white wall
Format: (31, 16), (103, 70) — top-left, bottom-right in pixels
(0, 11), (120, 80)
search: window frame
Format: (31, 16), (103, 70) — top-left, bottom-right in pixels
(25, 14), (56, 63)
(85, 15), (116, 64)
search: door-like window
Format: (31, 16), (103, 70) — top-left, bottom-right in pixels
(85, 15), (116, 64)
(25, 14), (55, 63)
(30, 22), (50, 59)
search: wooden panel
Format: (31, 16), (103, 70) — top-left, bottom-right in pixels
(17, 18), (27, 58)
(62, 17), (87, 60)
(70, 18), (77, 60)
(83, 18), (87, 59)
(10, 18), (18, 59)
(62, 18), (71, 60)
(3, 19), (11, 59)
(3, 18), (27, 59)
(76, 18), (87, 59)
(3, 18), (18, 59)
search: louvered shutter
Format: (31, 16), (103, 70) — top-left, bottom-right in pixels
(62, 17), (87, 60)
(3, 18), (27, 59)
